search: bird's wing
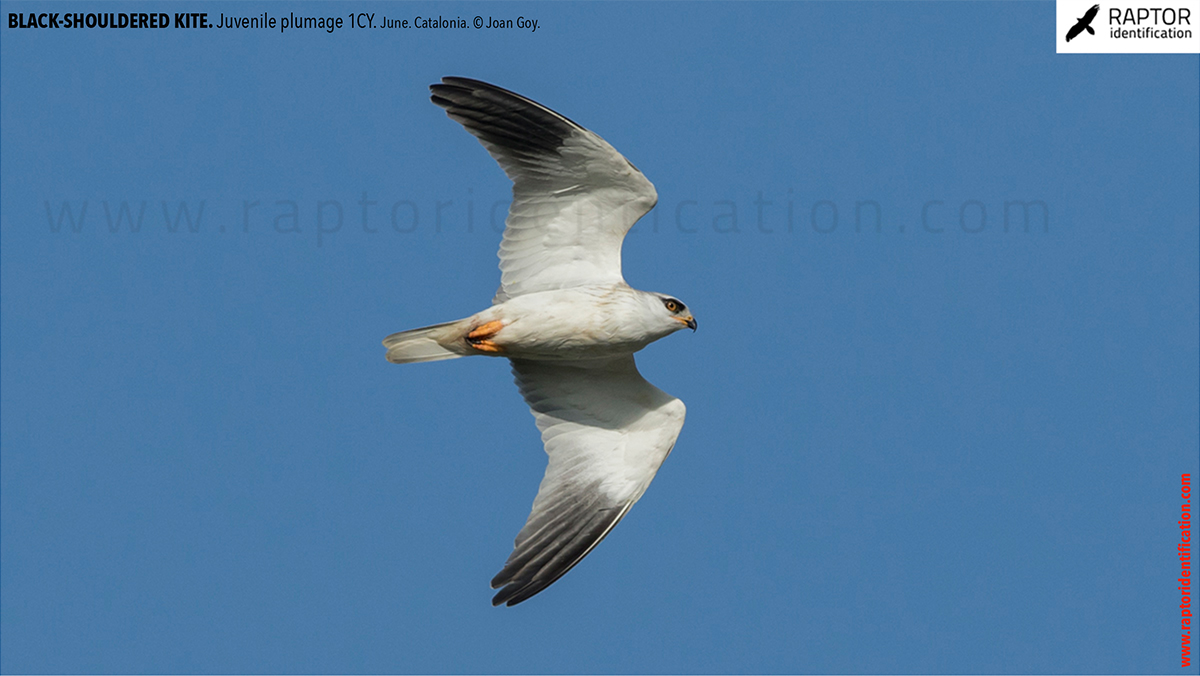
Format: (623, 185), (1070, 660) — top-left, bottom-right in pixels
(1066, 22), (1084, 41)
(430, 77), (658, 304)
(492, 356), (685, 606)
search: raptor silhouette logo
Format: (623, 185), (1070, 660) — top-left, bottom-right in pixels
(1066, 4), (1101, 41)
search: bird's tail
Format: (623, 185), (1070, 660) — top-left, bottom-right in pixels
(382, 320), (468, 364)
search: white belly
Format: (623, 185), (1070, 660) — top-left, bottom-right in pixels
(475, 287), (660, 360)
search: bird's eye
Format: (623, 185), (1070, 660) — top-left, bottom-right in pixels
(663, 299), (682, 313)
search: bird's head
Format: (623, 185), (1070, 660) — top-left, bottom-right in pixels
(650, 293), (697, 333)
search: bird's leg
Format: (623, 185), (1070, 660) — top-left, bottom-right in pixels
(466, 320), (505, 353)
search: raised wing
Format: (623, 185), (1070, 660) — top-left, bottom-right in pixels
(430, 77), (658, 303)
(492, 356), (685, 606)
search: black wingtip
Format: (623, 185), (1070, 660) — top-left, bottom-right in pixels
(425, 76), (584, 161)
(427, 76), (585, 132)
(487, 502), (635, 608)
(492, 577), (554, 607)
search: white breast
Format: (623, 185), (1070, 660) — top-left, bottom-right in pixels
(481, 286), (661, 360)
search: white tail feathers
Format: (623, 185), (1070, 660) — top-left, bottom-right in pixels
(382, 320), (466, 364)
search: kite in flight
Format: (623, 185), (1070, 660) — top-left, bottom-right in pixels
(383, 78), (695, 606)
(1066, 4), (1100, 41)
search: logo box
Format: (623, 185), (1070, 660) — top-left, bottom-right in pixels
(1057, 0), (1200, 53)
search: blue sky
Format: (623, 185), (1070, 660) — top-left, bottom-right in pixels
(2, 1), (1197, 673)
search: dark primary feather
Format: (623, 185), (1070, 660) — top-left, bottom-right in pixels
(429, 77), (583, 177)
(491, 499), (633, 607)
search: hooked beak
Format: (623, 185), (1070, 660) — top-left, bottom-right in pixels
(675, 315), (697, 332)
